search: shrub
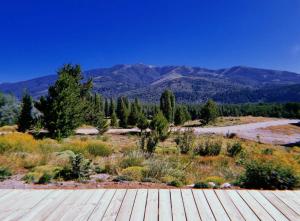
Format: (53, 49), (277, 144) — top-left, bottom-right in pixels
(203, 176), (225, 185)
(113, 175), (133, 182)
(194, 182), (209, 189)
(194, 139), (222, 156)
(23, 165), (62, 184)
(238, 160), (299, 190)
(119, 151), (145, 168)
(142, 158), (186, 183)
(175, 128), (195, 154)
(169, 180), (183, 187)
(0, 141), (10, 154)
(0, 133), (37, 153)
(121, 166), (144, 181)
(0, 167), (12, 181)
(261, 148), (274, 155)
(87, 142), (112, 157)
(227, 142), (243, 157)
(57, 153), (92, 180)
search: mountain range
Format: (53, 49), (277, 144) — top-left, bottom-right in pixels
(1, 64), (300, 103)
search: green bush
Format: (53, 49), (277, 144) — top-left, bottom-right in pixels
(194, 139), (222, 156)
(23, 165), (62, 184)
(194, 182), (209, 189)
(0, 167), (12, 181)
(168, 180), (183, 187)
(238, 160), (299, 190)
(57, 153), (92, 180)
(175, 128), (195, 154)
(121, 166), (144, 181)
(113, 175), (133, 182)
(261, 148), (273, 155)
(87, 143), (112, 157)
(142, 158), (186, 183)
(227, 142), (243, 157)
(119, 151), (144, 168)
(0, 141), (10, 154)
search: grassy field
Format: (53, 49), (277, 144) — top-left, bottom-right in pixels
(0, 125), (299, 189)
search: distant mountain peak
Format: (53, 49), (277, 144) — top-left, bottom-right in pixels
(1, 64), (300, 103)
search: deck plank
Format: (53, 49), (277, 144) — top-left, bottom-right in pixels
(237, 190), (274, 221)
(227, 190), (259, 221)
(130, 189), (148, 221)
(273, 191), (300, 215)
(170, 189), (186, 221)
(192, 190), (215, 221)
(102, 189), (127, 221)
(20, 190), (73, 221)
(88, 189), (116, 221)
(59, 190), (95, 221)
(203, 190), (230, 221)
(0, 190), (51, 220)
(144, 189), (158, 221)
(215, 190), (245, 221)
(0, 189), (298, 221)
(248, 190), (289, 221)
(116, 189), (137, 221)
(261, 191), (300, 221)
(73, 190), (105, 221)
(181, 189), (201, 221)
(159, 189), (172, 221)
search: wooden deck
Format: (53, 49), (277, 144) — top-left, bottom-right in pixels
(0, 189), (299, 221)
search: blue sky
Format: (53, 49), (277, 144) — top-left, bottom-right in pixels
(0, 0), (300, 82)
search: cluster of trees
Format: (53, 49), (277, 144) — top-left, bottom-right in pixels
(12, 63), (300, 140)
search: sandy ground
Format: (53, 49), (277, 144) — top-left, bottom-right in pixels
(102, 119), (300, 145)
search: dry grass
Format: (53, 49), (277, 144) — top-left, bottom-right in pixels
(0, 131), (299, 187)
(0, 125), (18, 133)
(261, 123), (300, 135)
(183, 116), (279, 127)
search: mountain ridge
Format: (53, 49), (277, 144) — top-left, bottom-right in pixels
(1, 64), (300, 103)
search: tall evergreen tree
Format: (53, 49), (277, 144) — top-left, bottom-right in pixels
(104, 98), (109, 117)
(200, 99), (219, 125)
(128, 98), (141, 126)
(17, 92), (33, 132)
(109, 98), (115, 116)
(150, 111), (169, 141)
(116, 96), (129, 128)
(110, 111), (118, 127)
(35, 64), (92, 139)
(160, 90), (175, 123)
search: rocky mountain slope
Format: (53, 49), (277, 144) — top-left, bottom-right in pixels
(1, 64), (300, 103)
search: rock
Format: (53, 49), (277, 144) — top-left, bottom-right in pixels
(208, 182), (216, 188)
(220, 183), (231, 189)
(90, 173), (110, 181)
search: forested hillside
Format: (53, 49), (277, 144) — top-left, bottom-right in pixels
(1, 64), (300, 103)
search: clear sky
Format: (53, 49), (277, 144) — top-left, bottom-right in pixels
(1, 0), (300, 82)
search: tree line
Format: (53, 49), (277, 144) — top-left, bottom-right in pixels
(13, 64), (300, 140)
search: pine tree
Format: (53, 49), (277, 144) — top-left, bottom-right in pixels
(110, 111), (118, 127)
(17, 92), (33, 132)
(200, 99), (219, 125)
(109, 98), (115, 116)
(104, 98), (109, 117)
(160, 90), (175, 123)
(35, 64), (91, 139)
(116, 96), (129, 128)
(174, 106), (185, 126)
(150, 111), (169, 141)
(137, 112), (149, 132)
(128, 98), (140, 126)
